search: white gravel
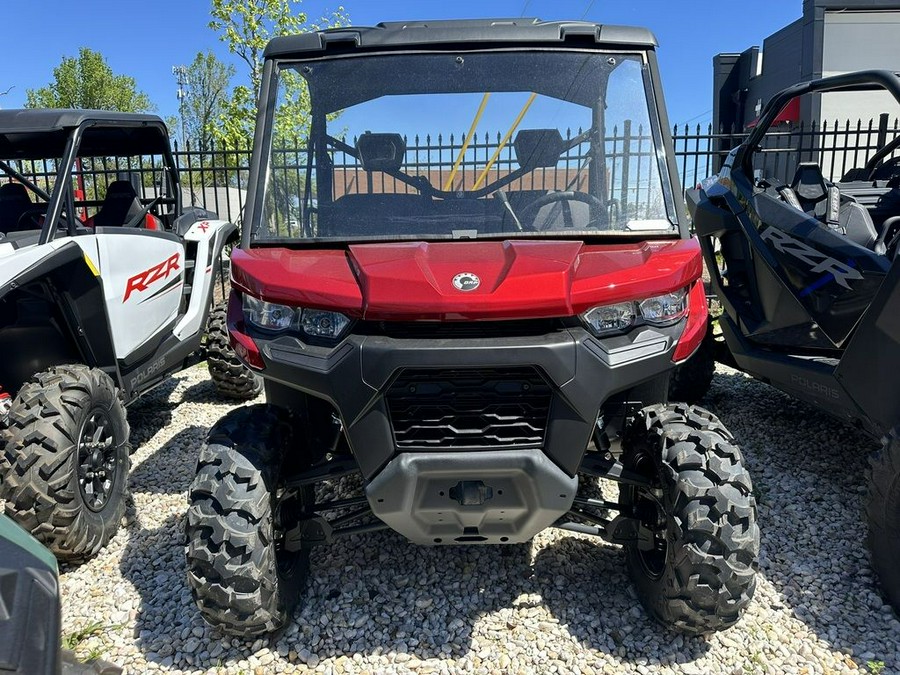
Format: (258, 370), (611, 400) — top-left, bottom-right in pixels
(56, 363), (900, 674)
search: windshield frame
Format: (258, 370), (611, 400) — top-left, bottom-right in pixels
(244, 46), (686, 247)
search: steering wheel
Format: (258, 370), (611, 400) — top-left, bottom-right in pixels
(16, 207), (50, 231)
(123, 197), (162, 229)
(518, 191), (607, 230)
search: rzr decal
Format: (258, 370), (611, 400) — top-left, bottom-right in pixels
(760, 226), (862, 289)
(123, 253), (181, 302)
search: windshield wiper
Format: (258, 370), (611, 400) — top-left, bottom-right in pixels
(495, 190), (523, 231)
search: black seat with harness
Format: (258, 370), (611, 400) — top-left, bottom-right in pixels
(779, 162), (881, 253)
(87, 180), (162, 230)
(89, 181), (146, 228)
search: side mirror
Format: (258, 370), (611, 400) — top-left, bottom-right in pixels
(356, 133), (406, 173)
(513, 129), (565, 170)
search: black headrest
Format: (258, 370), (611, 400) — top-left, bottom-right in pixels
(514, 129), (565, 169)
(93, 180), (143, 228)
(0, 182), (31, 203)
(356, 133), (406, 172)
(791, 163), (828, 202)
(104, 180), (139, 200)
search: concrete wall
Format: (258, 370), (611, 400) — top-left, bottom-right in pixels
(820, 10), (900, 125)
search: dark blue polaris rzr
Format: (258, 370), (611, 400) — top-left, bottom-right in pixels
(683, 69), (900, 614)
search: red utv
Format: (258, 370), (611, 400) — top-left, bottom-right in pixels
(185, 18), (760, 637)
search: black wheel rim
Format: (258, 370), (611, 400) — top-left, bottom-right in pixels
(630, 456), (670, 581)
(77, 409), (119, 513)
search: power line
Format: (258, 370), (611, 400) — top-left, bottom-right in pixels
(520, 0), (532, 17)
(580, 0), (596, 19)
(680, 109), (713, 125)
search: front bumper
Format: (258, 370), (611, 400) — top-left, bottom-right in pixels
(239, 311), (686, 543)
(254, 322), (683, 478)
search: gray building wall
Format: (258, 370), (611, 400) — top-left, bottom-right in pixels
(713, 0), (900, 133)
(820, 10), (900, 124)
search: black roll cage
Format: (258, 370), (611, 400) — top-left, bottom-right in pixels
(739, 70), (900, 177)
(3, 120), (184, 245)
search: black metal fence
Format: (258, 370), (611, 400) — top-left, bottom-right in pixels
(671, 113), (900, 190)
(159, 115), (900, 221)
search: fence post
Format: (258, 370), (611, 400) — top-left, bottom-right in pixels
(877, 112), (890, 151)
(620, 119), (631, 217)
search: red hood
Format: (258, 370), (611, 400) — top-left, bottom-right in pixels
(231, 239), (702, 321)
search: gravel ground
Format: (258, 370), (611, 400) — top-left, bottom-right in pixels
(54, 363), (900, 675)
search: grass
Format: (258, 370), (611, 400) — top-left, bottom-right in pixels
(62, 621), (106, 651)
(61, 620), (122, 663)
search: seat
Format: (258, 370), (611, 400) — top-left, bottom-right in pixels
(839, 197), (879, 251)
(0, 183), (34, 234)
(89, 181), (145, 228)
(87, 181), (162, 230)
(790, 163), (832, 220)
(789, 163), (878, 251)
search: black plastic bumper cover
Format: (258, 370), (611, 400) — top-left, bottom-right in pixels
(259, 322), (684, 480)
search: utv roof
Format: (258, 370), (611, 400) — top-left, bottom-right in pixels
(0, 109), (164, 133)
(0, 109), (169, 160)
(263, 18), (658, 58)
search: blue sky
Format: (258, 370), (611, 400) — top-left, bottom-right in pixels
(1, 1), (802, 129)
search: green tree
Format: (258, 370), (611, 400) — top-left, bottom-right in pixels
(174, 51), (236, 150)
(25, 47), (152, 112)
(208, 0), (348, 147)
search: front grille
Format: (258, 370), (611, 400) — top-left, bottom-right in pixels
(359, 319), (561, 340)
(386, 367), (552, 449)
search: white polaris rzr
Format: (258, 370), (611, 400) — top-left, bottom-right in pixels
(0, 110), (258, 560)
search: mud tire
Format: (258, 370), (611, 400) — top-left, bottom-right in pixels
(186, 404), (311, 636)
(620, 403), (759, 634)
(206, 302), (261, 401)
(0, 365), (130, 561)
(867, 430), (900, 613)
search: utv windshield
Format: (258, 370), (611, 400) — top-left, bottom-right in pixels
(255, 50), (677, 242)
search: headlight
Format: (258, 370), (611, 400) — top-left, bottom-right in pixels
(580, 288), (688, 336)
(242, 295), (351, 340)
(639, 289), (688, 326)
(243, 295), (296, 331)
(301, 309), (351, 339)
(581, 302), (636, 336)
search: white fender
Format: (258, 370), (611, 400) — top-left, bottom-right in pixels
(173, 218), (235, 340)
(0, 239), (71, 282)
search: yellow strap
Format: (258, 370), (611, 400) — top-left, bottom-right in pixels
(443, 93), (491, 192)
(473, 92), (537, 190)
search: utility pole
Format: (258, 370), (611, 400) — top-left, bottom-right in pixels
(172, 65), (189, 147)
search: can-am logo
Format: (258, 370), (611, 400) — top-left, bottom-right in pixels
(123, 253), (181, 302)
(452, 272), (480, 292)
(760, 226), (862, 289)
